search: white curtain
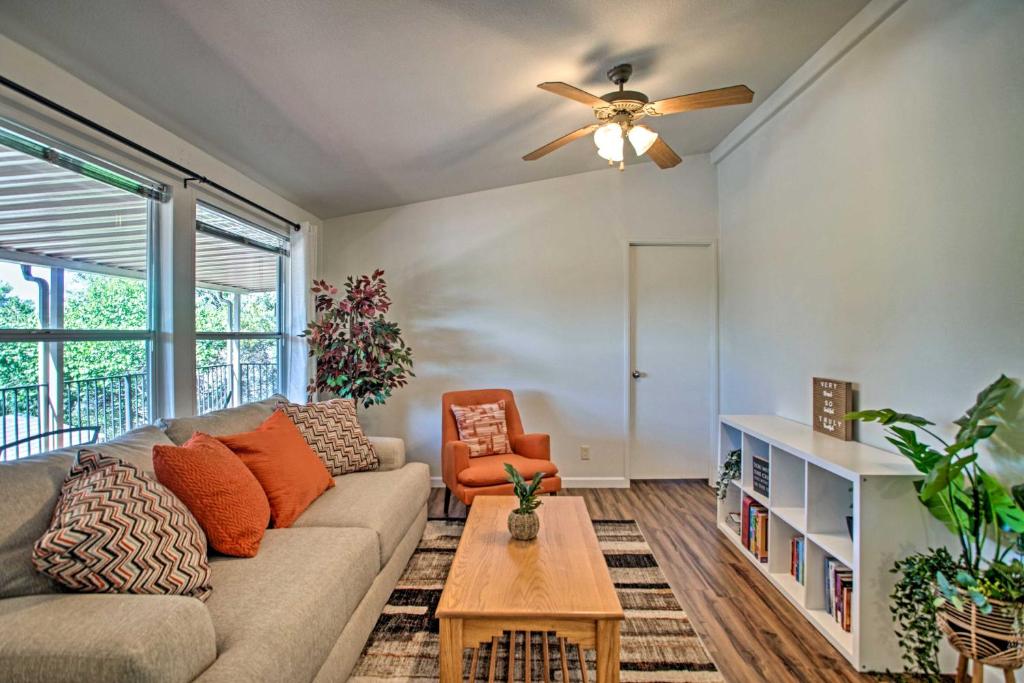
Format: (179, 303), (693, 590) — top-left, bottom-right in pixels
(285, 221), (320, 402)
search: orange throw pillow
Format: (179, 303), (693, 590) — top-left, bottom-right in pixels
(217, 409), (335, 529)
(153, 433), (270, 558)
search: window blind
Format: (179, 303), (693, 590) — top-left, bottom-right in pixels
(0, 118), (169, 202)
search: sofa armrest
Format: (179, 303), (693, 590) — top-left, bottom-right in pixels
(512, 433), (550, 460)
(368, 436), (406, 471)
(0, 593), (216, 683)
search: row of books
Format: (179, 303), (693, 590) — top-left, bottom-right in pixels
(789, 536), (805, 584)
(825, 557), (853, 632)
(741, 495), (768, 562)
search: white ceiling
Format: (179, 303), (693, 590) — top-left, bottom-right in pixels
(0, 1), (868, 219)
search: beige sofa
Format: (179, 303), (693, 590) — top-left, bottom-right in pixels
(0, 396), (430, 682)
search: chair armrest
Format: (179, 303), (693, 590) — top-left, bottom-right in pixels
(511, 433), (550, 460)
(0, 593), (216, 683)
(368, 436), (406, 471)
(442, 440), (472, 487)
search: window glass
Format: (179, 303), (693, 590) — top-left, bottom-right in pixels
(194, 204), (285, 414)
(63, 340), (150, 441)
(0, 123), (155, 457)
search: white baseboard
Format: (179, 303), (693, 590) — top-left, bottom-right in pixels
(429, 476), (630, 489)
(561, 477), (630, 488)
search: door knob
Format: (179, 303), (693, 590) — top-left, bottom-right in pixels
(632, 369), (643, 379)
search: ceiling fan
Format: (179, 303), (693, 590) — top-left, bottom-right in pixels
(523, 64), (754, 171)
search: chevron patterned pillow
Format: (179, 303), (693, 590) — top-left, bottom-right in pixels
(279, 399), (379, 475)
(33, 449), (212, 601)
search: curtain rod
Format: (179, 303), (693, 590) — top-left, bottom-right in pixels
(0, 74), (301, 232)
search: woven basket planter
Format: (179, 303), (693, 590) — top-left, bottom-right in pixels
(507, 510), (539, 541)
(937, 589), (1024, 670)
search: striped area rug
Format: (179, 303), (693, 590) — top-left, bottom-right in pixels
(350, 518), (723, 682)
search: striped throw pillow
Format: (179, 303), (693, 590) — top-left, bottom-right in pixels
(33, 449), (212, 601)
(450, 400), (512, 457)
(279, 399), (379, 475)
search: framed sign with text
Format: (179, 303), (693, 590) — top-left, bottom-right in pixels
(813, 377), (853, 440)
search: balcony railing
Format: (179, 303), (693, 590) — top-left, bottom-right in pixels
(1, 363), (277, 459)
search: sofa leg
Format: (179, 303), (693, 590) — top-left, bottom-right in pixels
(444, 488), (452, 517)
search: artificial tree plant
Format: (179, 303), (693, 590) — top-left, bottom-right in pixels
(303, 270), (414, 408)
(847, 375), (1024, 677)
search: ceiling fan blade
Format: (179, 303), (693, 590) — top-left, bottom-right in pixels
(523, 124), (599, 161)
(537, 82), (606, 107)
(649, 85), (754, 116)
(645, 137), (683, 169)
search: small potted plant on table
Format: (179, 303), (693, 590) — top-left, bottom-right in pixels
(504, 463), (544, 541)
(847, 375), (1024, 681)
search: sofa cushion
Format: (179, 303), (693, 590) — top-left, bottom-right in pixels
(0, 425), (175, 600)
(153, 433), (271, 557)
(158, 394), (285, 445)
(456, 453), (558, 487)
(293, 462), (430, 565)
(34, 450), (212, 601)
(195, 527), (378, 683)
(0, 593), (216, 683)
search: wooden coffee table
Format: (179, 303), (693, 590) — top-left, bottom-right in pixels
(437, 496), (624, 683)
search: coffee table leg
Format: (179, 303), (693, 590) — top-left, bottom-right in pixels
(595, 620), (620, 683)
(440, 617), (464, 683)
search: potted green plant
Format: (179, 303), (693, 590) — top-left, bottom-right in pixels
(303, 270), (414, 408)
(504, 463), (544, 541)
(847, 375), (1024, 678)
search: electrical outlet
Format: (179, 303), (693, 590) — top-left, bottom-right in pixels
(579, 445), (591, 461)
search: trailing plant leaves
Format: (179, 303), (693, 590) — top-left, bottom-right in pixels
(890, 549), (957, 676)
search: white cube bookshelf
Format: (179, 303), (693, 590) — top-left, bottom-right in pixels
(716, 414), (940, 673)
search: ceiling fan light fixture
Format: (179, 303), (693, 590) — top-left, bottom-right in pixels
(593, 122), (622, 150)
(596, 136), (624, 162)
(627, 125), (658, 156)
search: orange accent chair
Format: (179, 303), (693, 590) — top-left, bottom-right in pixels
(442, 389), (561, 514)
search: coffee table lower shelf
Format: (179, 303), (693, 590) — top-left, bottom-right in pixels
(439, 617), (621, 683)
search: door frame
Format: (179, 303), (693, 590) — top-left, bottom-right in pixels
(623, 240), (719, 484)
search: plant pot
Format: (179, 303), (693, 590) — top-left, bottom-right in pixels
(936, 589), (1024, 669)
(507, 510), (539, 541)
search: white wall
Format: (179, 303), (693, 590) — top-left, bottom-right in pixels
(715, 0), (1024, 485)
(323, 159), (718, 482)
(0, 34), (320, 227)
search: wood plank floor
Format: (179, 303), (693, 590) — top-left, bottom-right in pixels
(427, 480), (884, 683)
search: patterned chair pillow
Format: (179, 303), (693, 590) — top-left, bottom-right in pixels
(279, 399), (379, 475)
(450, 400), (512, 457)
(34, 449), (212, 601)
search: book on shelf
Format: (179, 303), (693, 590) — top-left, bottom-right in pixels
(790, 536), (804, 584)
(824, 557), (854, 633)
(726, 512), (742, 535)
(742, 495), (768, 562)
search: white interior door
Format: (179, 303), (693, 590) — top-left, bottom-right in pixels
(629, 244), (715, 479)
